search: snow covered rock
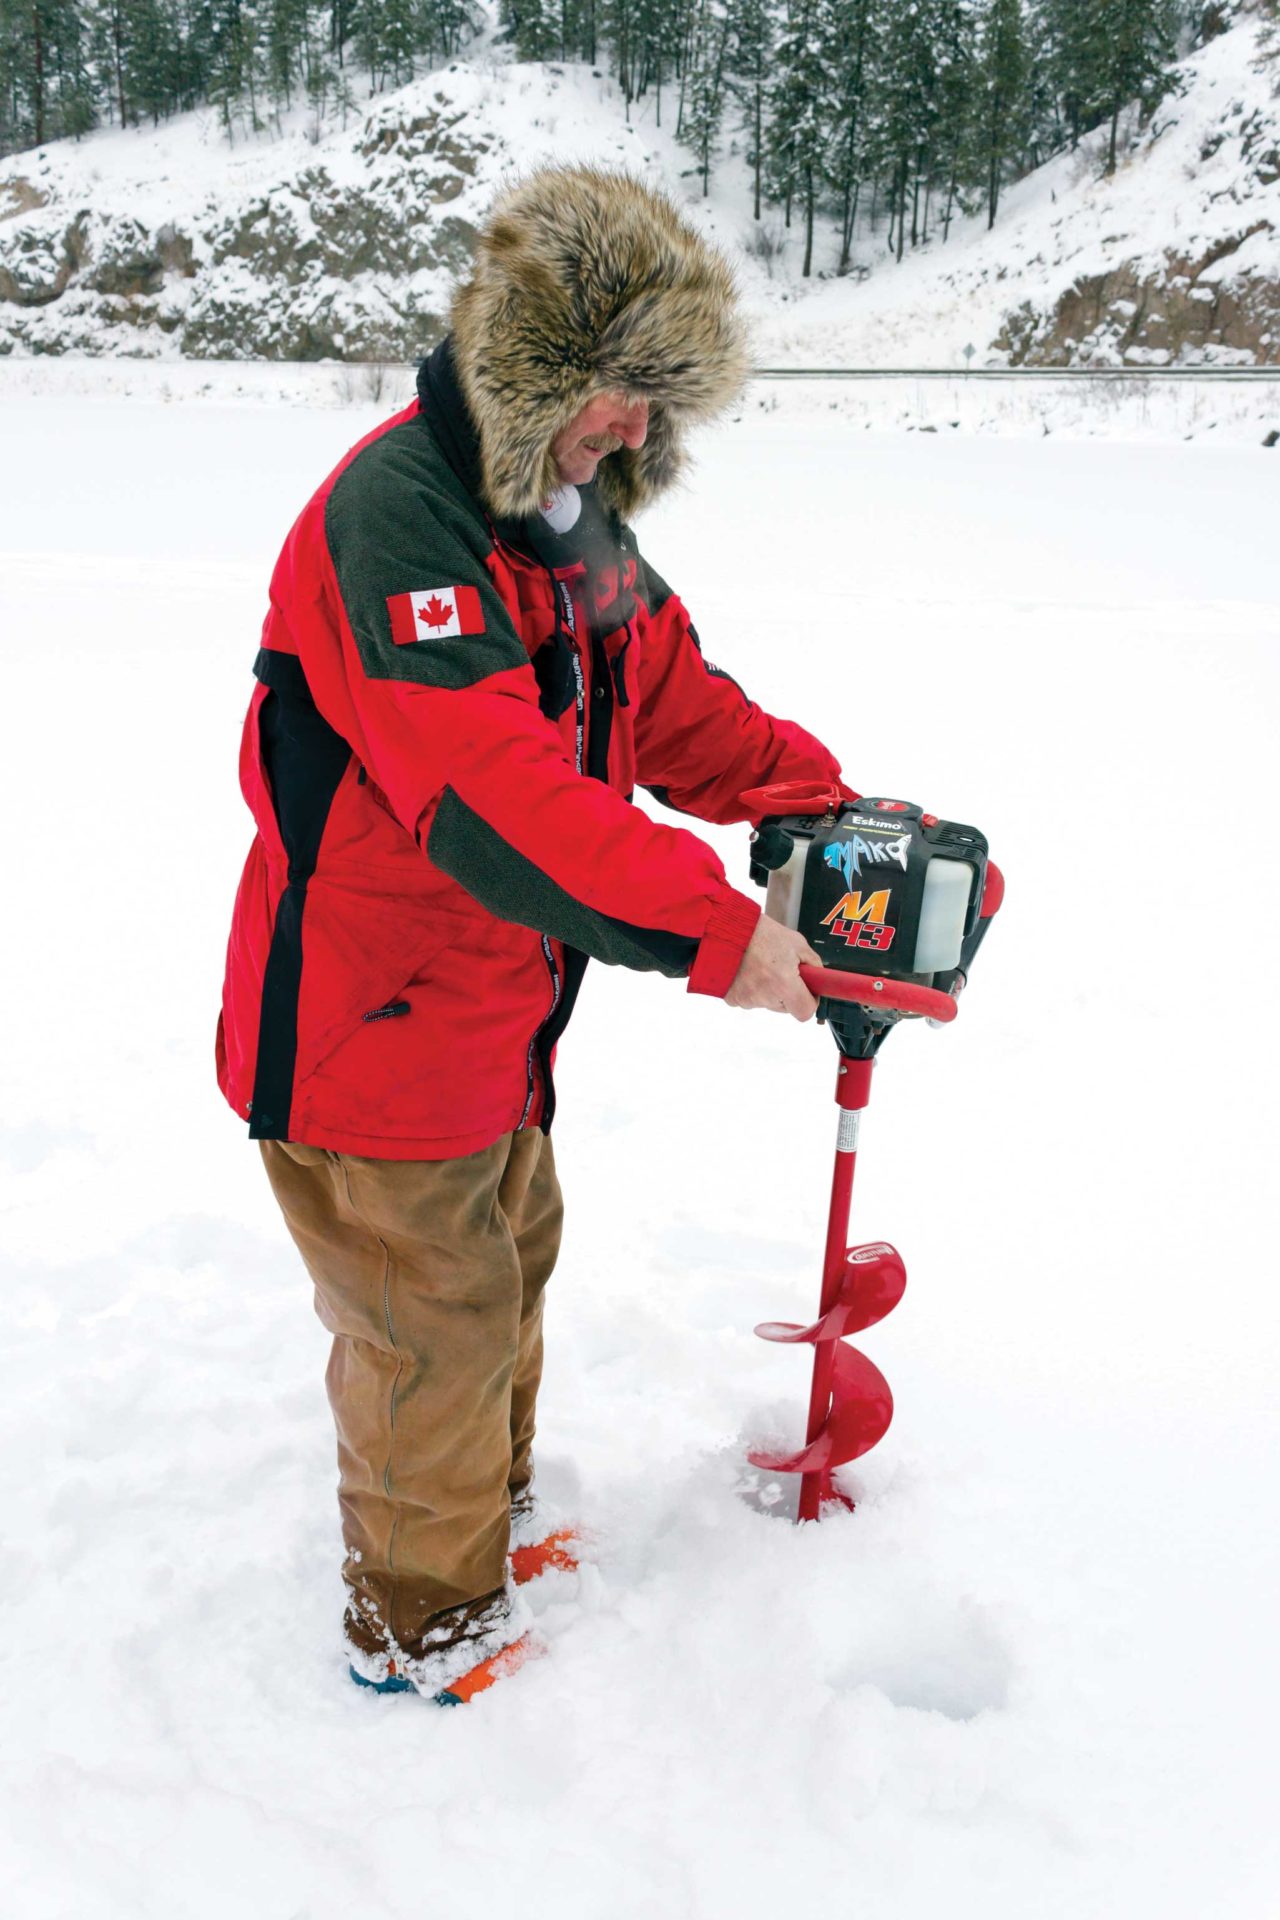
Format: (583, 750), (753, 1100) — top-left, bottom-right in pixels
(0, 66), (658, 362)
(991, 30), (1280, 366)
(994, 226), (1277, 366)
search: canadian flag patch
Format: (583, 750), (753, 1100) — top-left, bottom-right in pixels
(387, 584), (484, 645)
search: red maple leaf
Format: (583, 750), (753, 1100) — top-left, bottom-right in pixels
(417, 593), (453, 629)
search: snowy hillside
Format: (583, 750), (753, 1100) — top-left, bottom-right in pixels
(777, 9), (1280, 368)
(0, 11), (1277, 365)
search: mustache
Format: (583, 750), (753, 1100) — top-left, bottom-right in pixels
(580, 433), (623, 454)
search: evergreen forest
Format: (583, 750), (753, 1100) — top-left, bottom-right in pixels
(1, 0), (1221, 272)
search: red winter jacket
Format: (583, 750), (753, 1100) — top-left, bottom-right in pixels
(216, 341), (850, 1158)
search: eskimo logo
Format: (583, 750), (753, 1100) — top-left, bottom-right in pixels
(824, 835), (911, 885)
(821, 888), (896, 952)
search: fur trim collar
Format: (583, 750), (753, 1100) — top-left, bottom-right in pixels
(449, 166), (749, 520)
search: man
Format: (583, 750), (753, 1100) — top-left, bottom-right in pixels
(217, 165), (850, 1704)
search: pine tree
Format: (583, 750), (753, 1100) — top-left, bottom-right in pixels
(1017, 0), (1062, 161)
(725, 0), (773, 219)
(766, 0), (833, 273)
(382, 0), (423, 86)
(88, 0), (129, 126)
(681, 0), (729, 191)
(1036, 0), (1097, 149)
(1089, 0), (1179, 174)
(875, 0), (945, 260)
(632, 0), (683, 123)
(354, 0), (388, 89)
(822, 0), (876, 267)
(265, 0), (307, 111)
(923, 0), (976, 244)
(433, 0), (479, 57)
(603, 0), (639, 103)
(206, 0), (267, 140)
(0, 0), (102, 145)
(0, 0), (39, 147)
(54, 0), (98, 136)
(329, 0), (356, 67)
(511, 0), (558, 61)
(971, 0), (1026, 227)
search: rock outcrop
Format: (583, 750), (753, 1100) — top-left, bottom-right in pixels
(0, 91), (493, 359)
(992, 23), (1279, 365)
(995, 223), (1277, 364)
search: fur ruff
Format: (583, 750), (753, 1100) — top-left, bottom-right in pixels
(449, 166), (750, 520)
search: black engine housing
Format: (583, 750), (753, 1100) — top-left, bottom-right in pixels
(750, 798), (991, 1056)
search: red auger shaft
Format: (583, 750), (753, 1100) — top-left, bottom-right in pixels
(797, 1057), (875, 1520)
(748, 1051), (903, 1520)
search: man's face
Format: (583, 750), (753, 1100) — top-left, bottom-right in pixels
(551, 391), (650, 487)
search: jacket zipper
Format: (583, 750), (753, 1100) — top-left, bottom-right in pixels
(519, 572), (585, 1130)
(519, 935), (563, 1128)
(558, 578), (586, 769)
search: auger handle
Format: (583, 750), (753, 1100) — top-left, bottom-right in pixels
(799, 967), (959, 1023)
(741, 778), (846, 818)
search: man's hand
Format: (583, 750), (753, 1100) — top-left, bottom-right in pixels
(725, 915), (821, 1019)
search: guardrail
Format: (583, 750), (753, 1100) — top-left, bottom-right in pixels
(751, 366), (1280, 381)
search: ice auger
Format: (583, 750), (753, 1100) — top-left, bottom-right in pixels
(742, 783), (1004, 1522)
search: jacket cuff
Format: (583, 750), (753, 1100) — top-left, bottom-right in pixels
(687, 885), (761, 998)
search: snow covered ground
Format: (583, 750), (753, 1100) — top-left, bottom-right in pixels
(5, 350), (1279, 443)
(1, 392), (1277, 1918)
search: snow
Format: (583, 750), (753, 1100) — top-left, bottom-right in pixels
(4, 351), (1279, 445)
(1, 388), (1277, 1917)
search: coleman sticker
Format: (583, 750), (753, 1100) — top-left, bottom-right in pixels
(387, 585), (484, 645)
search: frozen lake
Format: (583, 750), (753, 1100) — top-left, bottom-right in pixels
(1, 392), (1277, 1918)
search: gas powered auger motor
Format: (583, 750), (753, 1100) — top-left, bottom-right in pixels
(741, 781), (1004, 1523)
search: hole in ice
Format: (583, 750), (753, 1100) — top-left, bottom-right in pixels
(731, 1468), (1013, 1722)
(734, 1467), (863, 1522)
(832, 1597), (1013, 1721)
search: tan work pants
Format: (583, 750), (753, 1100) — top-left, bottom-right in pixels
(260, 1130), (563, 1669)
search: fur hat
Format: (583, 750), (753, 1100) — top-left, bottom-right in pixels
(449, 165), (750, 520)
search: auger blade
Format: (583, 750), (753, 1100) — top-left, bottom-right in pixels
(754, 1242), (905, 1348)
(834, 1242), (906, 1334)
(748, 1344), (894, 1476)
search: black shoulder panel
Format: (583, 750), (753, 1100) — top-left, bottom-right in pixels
(428, 787), (697, 978)
(324, 416), (527, 690)
(635, 551), (675, 616)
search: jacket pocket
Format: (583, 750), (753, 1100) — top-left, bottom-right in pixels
(291, 879), (471, 1086)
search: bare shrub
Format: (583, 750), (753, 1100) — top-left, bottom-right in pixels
(744, 222), (787, 280)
